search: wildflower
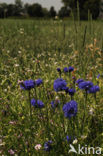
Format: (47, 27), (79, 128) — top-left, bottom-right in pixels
(31, 99), (44, 108)
(72, 76), (76, 83)
(53, 78), (67, 92)
(78, 81), (93, 90)
(76, 79), (84, 84)
(97, 74), (100, 79)
(35, 144), (42, 150)
(51, 100), (60, 109)
(64, 67), (69, 73)
(66, 136), (71, 143)
(88, 85), (100, 93)
(44, 140), (52, 151)
(9, 121), (16, 125)
(20, 80), (35, 90)
(63, 100), (78, 119)
(8, 149), (15, 155)
(35, 79), (43, 86)
(69, 88), (76, 96)
(89, 108), (94, 115)
(57, 68), (61, 73)
(73, 138), (78, 144)
(64, 87), (69, 94)
(69, 66), (74, 72)
(57, 68), (62, 77)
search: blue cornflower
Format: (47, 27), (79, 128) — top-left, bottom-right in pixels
(78, 81), (93, 90)
(97, 74), (100, 79)
(64, 67), (69, 73)
(53, 78), (67, 92)
(51, 100), (60, 109)
(66, 136), (72, 143)
(63, 100), (78, 119)
(20, 80), (35, 90)
(88, 85), (100, 93)
(35, 79), (43, 86)
(57, 68), (61, 73)
(31, 99), (44, 108)
(76, 79), (84, 84)
(44, 140), (52, 151)
(64, 87), (69, 94)
(69, 88), (76, 96)
(69, 67), (74, 72)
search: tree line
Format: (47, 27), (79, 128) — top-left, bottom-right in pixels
(0, 0), (102, 19)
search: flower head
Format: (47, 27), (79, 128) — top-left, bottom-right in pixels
(78, 81), (93, 90)
(51, 100), (60, 109)
(63, 100), (78, 119)
(88, 85), (100, 93)
(76, 79), (84, 84)
(20, 80), (35, 90)
(35, 79), (43, 86)
(35, 144), (42, 150)
(53, 78), (67, 92)
(64, 67), (69, 73)
(69, 67), (74, 72)
(66, 136), (72, 143)
(69, 88), (76, 96)
(44, 140), (52, 151)
(64, 87), (69, 94)
(57, 68), (61, 73)
(97, 74), (100, 79)
(8, 149), (15, 155)
(31, 99), (44, 108)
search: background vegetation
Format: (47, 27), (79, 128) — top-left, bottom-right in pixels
(0, 0), (103, 19)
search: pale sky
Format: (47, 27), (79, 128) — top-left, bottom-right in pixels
(0, 0), (63, 11)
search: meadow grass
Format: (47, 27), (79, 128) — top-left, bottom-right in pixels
(0, 19), (103, 155)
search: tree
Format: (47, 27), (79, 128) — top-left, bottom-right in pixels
(14, 0), (24, 16)
(7, 4), (15, 17)
(58, 6), (70, 17)
(27, 3), (43, 17)
(0, 3), (8, 18)
(61, 0), (101, 19)
(42, 8), (49, 17)
(49, 6), (56, 17)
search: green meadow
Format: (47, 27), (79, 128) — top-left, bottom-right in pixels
(0, 19), (103, 155)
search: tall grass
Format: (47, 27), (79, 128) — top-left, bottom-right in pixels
(0, 18), (103, 155)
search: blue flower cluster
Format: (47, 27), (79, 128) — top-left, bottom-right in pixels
(53, 78), (67, 92)
(76, 79), (100, 94)
(63, 100), (78, 119)
(78, 81), (93, 90)
(31, 99), (44, 108)
(20, 80), (35, 90)
(57, 66), (74, 74)
(44, 140), (52, 151)
(35, 79), (43, 86)
(63, 66), (74, 73)
(20, 79), (43, 90)
(88, 85), (100, 93)
(68, 88), (76, 96)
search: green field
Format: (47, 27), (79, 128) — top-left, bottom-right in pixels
(0, 19), (103, 155)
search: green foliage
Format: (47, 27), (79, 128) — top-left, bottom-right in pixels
(27, 3), (44, 17)
(49, 6), (56, 17)
(61, 0), (101, 19)
(0, 19), (103, 155)
(58, 6), (70, 18)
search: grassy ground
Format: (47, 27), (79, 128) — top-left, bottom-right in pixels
(0, 19), (103, 155)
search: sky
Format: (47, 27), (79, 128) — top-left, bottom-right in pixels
(0, 0), (63, 11)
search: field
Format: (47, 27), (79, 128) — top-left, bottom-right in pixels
(0, 19), (103, 155)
